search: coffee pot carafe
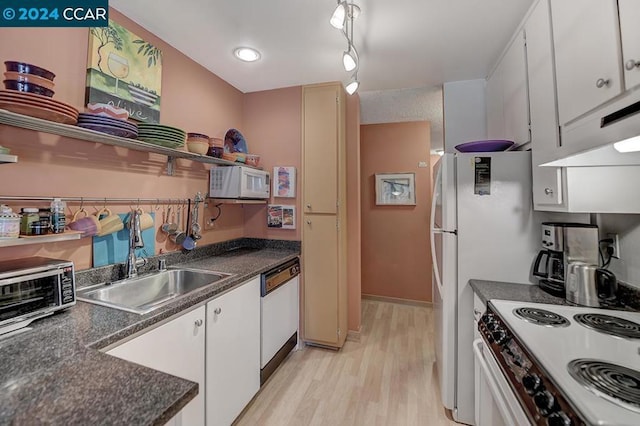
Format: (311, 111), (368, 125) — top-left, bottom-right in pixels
(566, 262), (618, 307)
(533, 223), (599, 297)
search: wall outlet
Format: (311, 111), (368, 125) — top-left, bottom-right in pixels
(607, 233), (621, 259)
(418, 161), (428, 168)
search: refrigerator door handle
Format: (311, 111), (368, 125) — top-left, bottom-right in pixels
(431, 230), (444, 295)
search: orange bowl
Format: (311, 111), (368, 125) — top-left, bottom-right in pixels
(3, 71), (55, 90)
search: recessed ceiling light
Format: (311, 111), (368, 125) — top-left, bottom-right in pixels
(234, 47), (261, 62)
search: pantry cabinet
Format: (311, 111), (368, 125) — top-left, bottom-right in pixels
(486, 30), (530, 147)
(302, 83), (348, 349)
(206, 276), (260, 426)
(107, 306), (206, 426)
(550, 0), (622, 126)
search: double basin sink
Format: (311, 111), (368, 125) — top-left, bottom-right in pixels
(77, 268), (232, 315)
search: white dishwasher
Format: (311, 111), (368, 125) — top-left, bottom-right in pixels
(260, 257), (300, 385)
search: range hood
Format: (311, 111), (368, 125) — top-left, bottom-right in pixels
(541, 89), (640, 167)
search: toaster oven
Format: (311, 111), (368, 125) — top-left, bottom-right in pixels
(0, 257), (75, 335)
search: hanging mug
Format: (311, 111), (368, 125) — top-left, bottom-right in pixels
(96, 208), (124, 237)
(68, 208), (101, 237)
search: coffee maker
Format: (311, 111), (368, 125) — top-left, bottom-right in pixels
(533, 222), (599, 297)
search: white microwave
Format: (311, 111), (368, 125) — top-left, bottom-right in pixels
(209, 166), (270, 199)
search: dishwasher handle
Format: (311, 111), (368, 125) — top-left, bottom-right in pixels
(261, 257), (300, 296)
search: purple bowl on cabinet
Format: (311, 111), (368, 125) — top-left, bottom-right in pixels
(4, 61), (55, 81)
(3, 80), (55, 97)
(454, 140), (515, 153)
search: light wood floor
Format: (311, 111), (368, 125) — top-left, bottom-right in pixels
(236, 299), (458, 426)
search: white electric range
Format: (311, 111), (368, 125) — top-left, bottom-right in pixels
(477, 300), (640, 426)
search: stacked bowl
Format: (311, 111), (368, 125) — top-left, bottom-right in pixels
(0, 61), (78, 124)
(186, 133), (210, 155)
(137, 123), (186, 148)
(4, 61), (55, 97)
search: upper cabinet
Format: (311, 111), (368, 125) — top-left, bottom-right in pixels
(525, 0), (565, 209)
(619, 0), (640, 90)
(302, 84), (341, 214)
(551, 0), (623, 126)
(486, 31), (530, 146)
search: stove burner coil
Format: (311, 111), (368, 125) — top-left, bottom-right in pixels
(568, 359), (640, 413)
(574, 313), (640, 339)
(513, 307), (570, 327)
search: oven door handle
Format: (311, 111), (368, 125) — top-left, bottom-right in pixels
(473, 339), (522, 425)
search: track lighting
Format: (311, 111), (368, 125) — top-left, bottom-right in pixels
(330, 1), (347, 29)
(330, 2), (362, 93)
(342, 45), (358, 72)
(345, 73), (359, 95)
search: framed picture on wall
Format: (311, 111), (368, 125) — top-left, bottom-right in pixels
(375, 173), (416, 205)
(267, 205), (296, 229)
(273, 166), (296, 198)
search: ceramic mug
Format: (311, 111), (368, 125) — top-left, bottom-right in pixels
(126, 208), (154, 231)
(95, 208), (124, 237)
(68, 208), (100, 237)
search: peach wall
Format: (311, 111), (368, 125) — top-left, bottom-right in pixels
(360, 122), (432, 302)
(346, 94), (362, 332)
(0, 9), (246, 269)
(241, 86), (302, 241)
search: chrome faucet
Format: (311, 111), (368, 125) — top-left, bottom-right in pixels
(125, 209), (146, 279)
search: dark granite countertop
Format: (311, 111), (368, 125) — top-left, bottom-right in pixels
(470, 279), (567, 306)
(0, 239), (300, 425)
(470, 279), (640, 311)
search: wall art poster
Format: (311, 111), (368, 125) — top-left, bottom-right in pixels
(86, 19), (162, 123)
(267, 205), (296, 229)
(273, 166), (296, 198)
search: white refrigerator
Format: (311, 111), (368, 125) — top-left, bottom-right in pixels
(430, 151), (540, 424)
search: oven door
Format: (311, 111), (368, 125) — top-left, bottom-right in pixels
(473, 339), (530, 426)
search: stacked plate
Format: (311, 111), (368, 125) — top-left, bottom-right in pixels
(76, 113), (138, 139)
(137, 123), (186, 148)
(0, 89), (78, 124)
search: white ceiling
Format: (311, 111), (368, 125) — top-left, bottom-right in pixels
(110, 0), (535, 94)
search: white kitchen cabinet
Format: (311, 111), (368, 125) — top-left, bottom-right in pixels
(206, 276), (260, 426)
(551, 0), (622, 127)
(619, 0), (640, 91)
(485, 31), (530, 146)
(107, 306), (206, 426)
(525, 0), (565, 210)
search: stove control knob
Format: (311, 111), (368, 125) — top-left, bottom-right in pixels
(481, 313), (495, 325)
(487, 321), (500, 332)
(522, 374), (542, 394)
(547, 411), (572, 426)
(491, 330), (509, 345)
(534, 390), (556, 416)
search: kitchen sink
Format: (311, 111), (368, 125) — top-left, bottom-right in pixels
(76, 268), (233, 314)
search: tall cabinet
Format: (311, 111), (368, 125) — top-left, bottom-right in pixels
(302, 82), (348, 348)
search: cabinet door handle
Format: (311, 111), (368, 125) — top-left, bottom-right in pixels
(195, 319), (203, 327)
(306, 220), (312, 225)
(625, 60), (640, 71)
(544, 187), (554, 195)
(214, 307), (221, 315)
(306, 204), (312, 209)
(473, 308), (482, 316)
(595, 78), (611, 88)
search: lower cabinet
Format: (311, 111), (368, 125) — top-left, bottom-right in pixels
(106, 276), (261, 426)
(206, 276), (260, 426)
(107, 306), (206, 426)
